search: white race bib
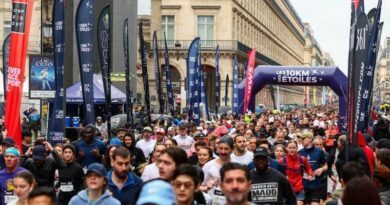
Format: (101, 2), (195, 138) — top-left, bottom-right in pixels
(60, 183), (74, 192)
(211, 189), (226, 205)
(4, 193), (17, 204)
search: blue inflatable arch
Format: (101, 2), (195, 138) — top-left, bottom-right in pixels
(238, 66), (347, 122)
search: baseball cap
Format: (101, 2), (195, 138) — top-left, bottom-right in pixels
(136, 179), (175, 205)
(87, 163), (107, 176)
(143, 126), (153, 132)
(1, 137), (15, 146)
(254, 147), (269, 158)
(32, 145), (46, 160)
(300, 132), (314, 139)
(109, 138), (122, 147)
(156, 128), (165, 135)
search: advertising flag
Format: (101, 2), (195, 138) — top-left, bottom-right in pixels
(2, 34), (10, 101)
(243, 49), (256, 113)
(225, 75), (229, 106)
(5, 0), (34, 149)
(123, 19), (134, 126)
(215, 46), (220, 114)
(360, 0), (382, 131)
(152, 31), (164, 114)
(76, 0), (95, 125)
(198, 46), (209, 121)
(48, 0), (65, 144)
(97, 6), (111, 135)
(139, 22), (152, 124)
(186, 37), (200, 119)
(164, 32), (175, 117)
(192, 44), (201, 125)
(232, 55), (239, 113)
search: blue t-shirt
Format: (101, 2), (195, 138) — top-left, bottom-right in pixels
(74, 138), (107, 168)
(298, 146), (327, 190)
(0, 167), (26, 205)
(248, 158), (283, 173)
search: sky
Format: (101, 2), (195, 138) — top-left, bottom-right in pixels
(138, 0), (390, 75)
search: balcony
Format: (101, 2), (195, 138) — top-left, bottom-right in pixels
(145, 40), (280, 65)
(147, 40), (238, 51)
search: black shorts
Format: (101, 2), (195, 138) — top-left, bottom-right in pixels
(304, 189), (322, 204)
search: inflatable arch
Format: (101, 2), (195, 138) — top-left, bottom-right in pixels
(238, 66), (348, 122)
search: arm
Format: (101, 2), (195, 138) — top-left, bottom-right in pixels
(314, 151), (328, 176)
(302, 157), (313, 176)
(281, 175), (297, 205)
(44, 142), (66, 169)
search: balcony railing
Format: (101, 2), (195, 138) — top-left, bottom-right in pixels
(146, 40), (238, 51)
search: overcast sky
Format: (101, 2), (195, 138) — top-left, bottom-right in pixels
(138, 0), (389, 75)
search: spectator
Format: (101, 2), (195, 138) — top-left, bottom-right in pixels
(107, 147), (142, 205)
(73, 125), (107, 167)
(69, 163), (120, 205)
(8, 170), (36, 205)
(21, 130), (32, 155)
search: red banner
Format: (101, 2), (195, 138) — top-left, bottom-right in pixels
(5, 0), (34, 149)
(243, 49), (256, 113)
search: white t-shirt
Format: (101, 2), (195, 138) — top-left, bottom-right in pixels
(202, 158), (226, 205)
(230, 151), (254, 165)
(141, 162), (160, 182)
(136, 139), (156, 159)
(173, 135), (194, 153)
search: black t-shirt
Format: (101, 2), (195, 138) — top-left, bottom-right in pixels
(250, 168), (297, 205)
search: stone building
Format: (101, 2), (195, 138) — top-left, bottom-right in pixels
(139, 0), (310, 112)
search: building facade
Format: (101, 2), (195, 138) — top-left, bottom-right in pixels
(374, 37), (390, 103)
(140, 0), (311, 112)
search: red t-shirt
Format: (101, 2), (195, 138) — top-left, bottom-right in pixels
(279, 154), (313, 193)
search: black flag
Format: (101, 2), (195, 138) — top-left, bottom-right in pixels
(139, 22), (152, 125)
(225, 75), (229, 106)
(123, 19), (134, 126)
(97, 6), (111, 136)
(2, 34), (10, 101)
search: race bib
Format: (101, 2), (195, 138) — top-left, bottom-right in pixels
(212, 189), (226, 205)
(4, 191), (17, 204)
(60, 182), (74, 192)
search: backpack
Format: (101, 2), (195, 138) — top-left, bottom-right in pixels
(281, 156), (305, 176)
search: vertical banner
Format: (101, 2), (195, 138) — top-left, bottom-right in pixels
(48, 0), (65, 144)
(5, 0), (34, 149)
(2, 34), (11, 101)
(322, 87), (327, 105)
(152, 31), (164, 114)
(97, 6), (111, 136)
(232, 55), (239, 113)
(243, 49), (256, 113)
(186, 37), (200, 120)
(198, 46), (209, 121)
(215, 45), (220, 114)
(139, 22), (152, 124)
(276, 85), (280, 110)
(192, 43), (201, 125)
(76, 0), (95, 125)
(225, 74), (229, 106)
(351, 13), (369, 144)
(123, 19), (134, 126)
(163, 32), (175, 117)
(360, 0), (382, 132)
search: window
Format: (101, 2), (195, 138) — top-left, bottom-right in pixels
(198, 16), (214, 47)
(3, 20), (11, 37)
(162, 16), (174, 45)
